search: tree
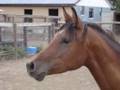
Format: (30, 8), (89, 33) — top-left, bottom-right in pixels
(110, 0), (120, 11)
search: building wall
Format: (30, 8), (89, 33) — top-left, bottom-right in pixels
(0, 6), (72, 22)
(0, 6), (112, 23)
(75, 6), (110, 23)
(101, 9), (114, 31)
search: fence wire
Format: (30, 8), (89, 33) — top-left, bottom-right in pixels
(0, 21), (120, 60)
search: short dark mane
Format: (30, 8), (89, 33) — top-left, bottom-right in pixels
(87, 23), (105, 34)
(87, 23), (114, 41)
(87, 23), (120, 53)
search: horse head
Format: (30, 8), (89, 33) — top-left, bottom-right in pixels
(26, 7), (88, 81)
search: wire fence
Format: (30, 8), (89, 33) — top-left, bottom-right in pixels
(0, 14), (120, 60)
(0, 14), (63, 60)
(0, 22), (57, 60)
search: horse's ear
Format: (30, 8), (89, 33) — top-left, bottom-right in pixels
(63, 7), (72, 22)
(71, 7), (83, 30)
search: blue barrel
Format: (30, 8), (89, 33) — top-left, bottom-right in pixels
(26, 47), (38, 55)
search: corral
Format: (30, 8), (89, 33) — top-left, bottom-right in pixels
(0, 13), (120, 90)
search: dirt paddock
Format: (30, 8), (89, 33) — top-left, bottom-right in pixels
(0, 58), (100, 90)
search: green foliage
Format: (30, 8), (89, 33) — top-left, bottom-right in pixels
(111, 0), (120, 11)
(15, 48), (26, 58)
(0, 45), (26, 60)
(115, 0), (120, 11)
(37, 46), (42, 53)
(0, 43), (44, 60)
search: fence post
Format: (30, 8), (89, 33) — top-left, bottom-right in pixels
(0, 27), (2, 42)
(48, 26), (51, 43)
(23, 27), (27, 49)
(48, 23), (56, 43)
(13, 23), (17, 59)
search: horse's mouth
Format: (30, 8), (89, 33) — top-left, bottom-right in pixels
(29, 72), (47, 81)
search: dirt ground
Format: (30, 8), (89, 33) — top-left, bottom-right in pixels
(0, 58), (100, 90)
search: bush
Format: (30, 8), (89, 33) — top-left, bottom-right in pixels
(0, 45), (26, 60)
(37, 46), (42, 53)
(16, 48), (26, 59)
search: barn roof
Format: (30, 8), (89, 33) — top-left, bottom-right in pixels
(0, 0), (77, 6)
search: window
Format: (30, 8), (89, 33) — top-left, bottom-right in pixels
(81, 6), (85, 15)
(115, 13), (120, 21)
(24, 9), (33, 22)
(24, 9), (32, 15)
(49, 9), (58, 16)
(89, 8), (94, 18)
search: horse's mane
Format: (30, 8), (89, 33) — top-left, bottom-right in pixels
(87, 23), (120, 53)
(58, 21), (120, 53)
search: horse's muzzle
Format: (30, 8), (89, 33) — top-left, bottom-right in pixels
(26, 62), (46, 81)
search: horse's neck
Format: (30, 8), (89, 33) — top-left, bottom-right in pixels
(85, 28), (120, 90)
(86, 56), (112, 90)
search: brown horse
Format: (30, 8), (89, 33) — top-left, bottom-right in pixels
(26, 7), (120, 90)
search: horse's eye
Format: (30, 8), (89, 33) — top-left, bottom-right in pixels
(62, 38), (70, 44)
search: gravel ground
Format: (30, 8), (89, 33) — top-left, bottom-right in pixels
(0, 58), (100, 90)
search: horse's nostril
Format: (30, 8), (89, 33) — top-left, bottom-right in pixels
(26, 62), (35, 72)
